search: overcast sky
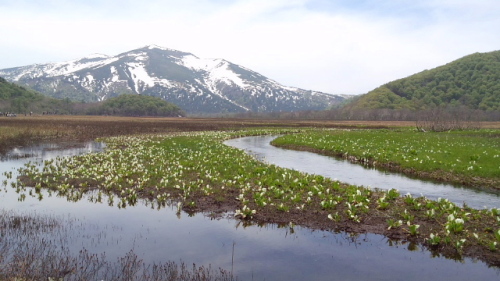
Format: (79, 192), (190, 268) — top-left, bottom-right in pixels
(1, 0), (499, 95)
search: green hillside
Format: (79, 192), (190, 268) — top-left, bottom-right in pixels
(0, 77), (72, 114)
(1, 77), (185, 117)
(350, 50), (500, 111)
(86, 94), (185, 117)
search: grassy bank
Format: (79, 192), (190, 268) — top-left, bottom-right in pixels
(272, 129), (500, 191)
(12, 129), (500, 267)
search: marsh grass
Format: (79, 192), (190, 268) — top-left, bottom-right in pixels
(1, 116), (426, 155)
(12, 129), (500, 267)
(272, 129), (500, 190)
(0, 126), (63, 155)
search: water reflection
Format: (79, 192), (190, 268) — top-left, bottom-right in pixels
(1, 141), (105, 161)
(224, 135), (500, 209)
(3, 190), (499, 281)
(0, 140), (499, 280)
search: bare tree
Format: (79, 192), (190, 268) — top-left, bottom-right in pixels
(415, 106), (481, 132)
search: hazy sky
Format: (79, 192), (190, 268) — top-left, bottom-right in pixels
(1, 0), (499, 95)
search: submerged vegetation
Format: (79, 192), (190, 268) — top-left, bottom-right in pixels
(8, 127), (500, 267)
(0, 210), (236, 281)
(272, 129), (500, 190)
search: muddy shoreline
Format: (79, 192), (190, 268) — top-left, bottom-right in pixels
(184, 185), (500, 268)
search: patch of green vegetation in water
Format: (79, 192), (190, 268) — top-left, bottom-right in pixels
(11, 128), (500, 266)
(272, 128), (500, 184)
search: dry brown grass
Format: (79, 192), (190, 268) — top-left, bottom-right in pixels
(2, 115), (499, 154)
(0, 115), (391, 153)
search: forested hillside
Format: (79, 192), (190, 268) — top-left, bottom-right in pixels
(0, 77), (72, 114)
(349, 50), (500, 111)
(86, 94), (185, 117)
(1, 77), (184, 117)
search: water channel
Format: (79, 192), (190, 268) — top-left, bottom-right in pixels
(224, 135), (500, 209)
(0, 137), (499, 280)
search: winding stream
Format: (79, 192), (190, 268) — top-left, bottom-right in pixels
(224, 135), (500, 209)
(0, 138), (499, 280)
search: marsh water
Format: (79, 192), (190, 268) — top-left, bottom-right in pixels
(0, 138), (499, 280)
(224, 135), (500, 209)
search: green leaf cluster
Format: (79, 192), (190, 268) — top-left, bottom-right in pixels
(87, 94), (185, 117)
(352, 50), (500, 111)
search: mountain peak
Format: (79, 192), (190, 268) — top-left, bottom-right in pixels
(83, 53), (110, 60)
(132, 45), (191, 55)
(145, 44), (175, 51)
(0, 46), (346, 114)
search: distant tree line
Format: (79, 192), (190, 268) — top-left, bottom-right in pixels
(415, 106), (481, 132)
(231, 105), (499, 123)
(0, 78), (185, 117)
(2, 74), (499, 126)
(85, 94), (185, 117)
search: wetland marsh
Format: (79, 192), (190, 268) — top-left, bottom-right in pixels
(1, 116), (500, 280)
(224, 135), (500, 209)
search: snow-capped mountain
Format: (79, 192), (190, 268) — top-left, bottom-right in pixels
(0, 45), (346, 114)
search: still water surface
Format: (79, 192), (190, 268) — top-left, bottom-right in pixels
(0, 139), (499, 280)
(224, 135), (500, 209)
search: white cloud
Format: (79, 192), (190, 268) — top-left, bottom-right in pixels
(1, 0), (499, 94)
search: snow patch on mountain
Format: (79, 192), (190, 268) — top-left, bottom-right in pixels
(84, 53), (110, 60)
(146, 44), (180, 53)
(209, 61), (248, 88)
(126, 62), (154, 93)
(110, 66), (120, 82)
(47, 57), (119, 77)
(180, 55), (247, 88)
(0, 45), (346, 114)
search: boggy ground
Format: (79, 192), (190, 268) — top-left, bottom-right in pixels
(185, 180), (500, 268)
(0, 115), (396, 154)
(6, 116), (500, 269)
